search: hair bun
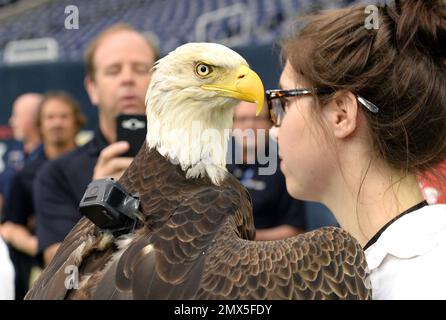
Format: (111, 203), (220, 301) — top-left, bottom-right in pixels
(387, 0), (446, 58)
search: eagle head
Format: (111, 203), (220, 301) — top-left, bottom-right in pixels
(145, 42), (264, 185)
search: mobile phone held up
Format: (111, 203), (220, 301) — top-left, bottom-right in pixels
(116, 114), (147, 157)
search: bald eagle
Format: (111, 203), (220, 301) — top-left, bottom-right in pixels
(26, 43), (371, 300)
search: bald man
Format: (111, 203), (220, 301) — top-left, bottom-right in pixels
(1, 93), (42, 215)
(9, 93), (42, 155)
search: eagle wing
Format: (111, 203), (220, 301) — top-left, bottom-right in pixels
(197, 224), (371, 300)
(26, 144), (253, 300)
(90, 186), (370, 300)
(92, 185), (254, 299)
(25, 217), (98, 299)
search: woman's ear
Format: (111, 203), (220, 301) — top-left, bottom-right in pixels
(322, 91), (359, 139)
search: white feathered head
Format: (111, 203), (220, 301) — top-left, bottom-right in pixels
(145, 43), (264, 185)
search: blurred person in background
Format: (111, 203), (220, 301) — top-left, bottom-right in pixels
(0, 93), (42, 217)
(34, 24), (158, 266)
(228, 101), (306, 240)
(8, 93), (42, 157)
(0, 91), (85, 299)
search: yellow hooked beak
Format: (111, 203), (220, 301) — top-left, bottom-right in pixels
(201, 65), (264, 115)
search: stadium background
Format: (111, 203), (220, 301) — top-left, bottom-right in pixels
(0, 0), (358, 130)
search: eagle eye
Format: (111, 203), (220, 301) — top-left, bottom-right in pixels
(195, 63), (213, 77)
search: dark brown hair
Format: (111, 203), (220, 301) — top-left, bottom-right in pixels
(37, 91), (86, 132)
(84, 23), (160, 80)
(283, 0), (446, 174)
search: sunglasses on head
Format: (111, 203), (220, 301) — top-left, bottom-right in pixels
(265, 88), (379, 126)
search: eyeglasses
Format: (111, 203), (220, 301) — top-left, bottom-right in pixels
(265, 88), (379, 127)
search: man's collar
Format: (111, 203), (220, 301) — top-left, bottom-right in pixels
(86, 129), (109, 156)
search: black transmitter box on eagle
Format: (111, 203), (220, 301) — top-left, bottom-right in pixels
(79, 178), (142, 236)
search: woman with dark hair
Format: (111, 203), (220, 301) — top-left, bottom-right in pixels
(268, 0), (446, 299)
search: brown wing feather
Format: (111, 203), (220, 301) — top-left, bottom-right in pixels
(196, 223), (371, 300)
(100, 186), (244, 299)
(25, 217), (98, 299)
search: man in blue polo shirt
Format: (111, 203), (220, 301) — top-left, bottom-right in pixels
(33, 24), (159, 266)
